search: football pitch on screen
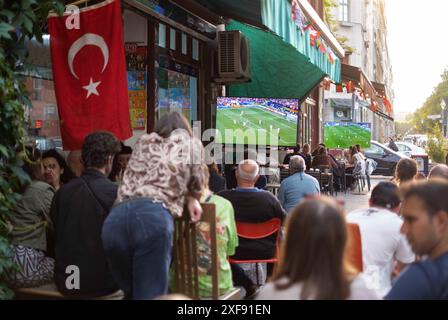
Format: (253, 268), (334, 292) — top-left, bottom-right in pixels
(324, 124), (371, 149)
(216, 106), (297, 146)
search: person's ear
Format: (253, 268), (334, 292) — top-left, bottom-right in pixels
(435, 211), (448, 233)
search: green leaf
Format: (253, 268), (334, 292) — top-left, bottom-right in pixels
(22, 15), (33, 34)
(0, 145), (9, 158)
(0, 9), (15, 20)
(0, 22), (14, 40)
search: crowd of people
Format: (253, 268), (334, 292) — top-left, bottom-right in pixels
(3, 111), (448, 300)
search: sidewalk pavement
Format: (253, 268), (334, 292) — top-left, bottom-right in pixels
(338, 176), (391, 213)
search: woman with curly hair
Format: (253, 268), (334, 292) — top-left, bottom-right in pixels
(102, 112), (207, 300)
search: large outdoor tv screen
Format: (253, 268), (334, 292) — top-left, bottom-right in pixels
(324, 122), (372, 149)
(215, 97), (298, 146)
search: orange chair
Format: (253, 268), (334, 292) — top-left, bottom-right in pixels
(228, 218), (282, 284)
(346, 223), (363, 273)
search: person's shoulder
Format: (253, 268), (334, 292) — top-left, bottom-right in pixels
(30, 180), (54, 193)
(346, 208), (367, 219)
(217, 189), (233, 197)
(209, 194), (233, 210)
(304, 173), (319, 183)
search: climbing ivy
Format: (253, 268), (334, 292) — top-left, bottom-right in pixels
(0, 0), (64, 299)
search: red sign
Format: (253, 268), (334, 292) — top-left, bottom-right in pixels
(48, 0), (132, 150)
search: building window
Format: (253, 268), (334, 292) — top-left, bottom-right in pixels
(45, 105), (57, 120)
(339, 0), (349, 22)
(158, 23), (166, 48)
(156, 55), (198, 123)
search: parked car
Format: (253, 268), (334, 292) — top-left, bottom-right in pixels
(394, 142), (428, 158)
(28, 136), (63, 151)
(364, 141), (407, 176)
(382, 141), (430, 174)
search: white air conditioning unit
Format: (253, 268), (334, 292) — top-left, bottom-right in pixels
(216, 31), (251, 83)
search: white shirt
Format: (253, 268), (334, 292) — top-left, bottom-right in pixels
(346, 207), (415, 297)
(256, 275), (379, 300)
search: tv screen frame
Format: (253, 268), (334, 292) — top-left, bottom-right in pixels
(215, 97), (299, 147)
(323, 122), (372, 149)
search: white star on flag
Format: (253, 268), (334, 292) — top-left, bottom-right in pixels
(82, 78), (101, 98)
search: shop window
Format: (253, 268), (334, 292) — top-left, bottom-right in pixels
(192, 38), (199, 61)
(158, 23), (166, 48)
(170, 28), (176, 50)
(181, 33), (187, 55)
(156, 55), (198, 123)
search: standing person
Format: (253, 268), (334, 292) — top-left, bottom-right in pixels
(6, 147), (55, 288)
(301, 143), (312, 170)
(393, 158), (418, 186)
(42, 149), (75, 191)
(386, 181), (448, 299)
(51, 131), (121, 298)
(66, 150), (84, 178)
(101, 112), (206, 300)
(388, 137), (399, 152)
(257, 197), (379, 300)
(277, 156), (320, 213)
(346, 182), (415, 297)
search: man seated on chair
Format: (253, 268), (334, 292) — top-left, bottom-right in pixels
(219, 159), (286, 296)
(277, 156), (320, 214)
(346, 182), (415, 298)
(51, 132), (120, 298)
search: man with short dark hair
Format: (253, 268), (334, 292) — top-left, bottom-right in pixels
(51, 131), (121, 298)
(347, 182), (414, 297)
(386, 181), (448, 299)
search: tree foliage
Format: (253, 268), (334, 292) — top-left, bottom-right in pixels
(411, 68), (448, 133)
(0, 0), (64, 299)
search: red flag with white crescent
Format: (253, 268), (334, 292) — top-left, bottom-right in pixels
(48, 0), (131, 150)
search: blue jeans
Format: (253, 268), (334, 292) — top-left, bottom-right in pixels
(102, 198), (174, 300)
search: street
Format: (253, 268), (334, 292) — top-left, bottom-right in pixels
(341, 176), (391, 213)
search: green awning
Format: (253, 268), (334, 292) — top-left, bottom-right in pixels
(261, 0), (341, 82)
(226, 20), (324, 100)
(195, 0), (263, 27)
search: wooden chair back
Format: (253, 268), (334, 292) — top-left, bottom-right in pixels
(172, 203), (219, 300)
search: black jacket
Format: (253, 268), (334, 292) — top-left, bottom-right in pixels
(51, 168), (118, 297)
(218, 189), (285, 260)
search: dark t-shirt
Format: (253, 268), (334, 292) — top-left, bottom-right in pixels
(209, 172), (226, 194)
(51, 169), (118, 297)
(386, 252), (448, 300)
(218, 188), (285, 260)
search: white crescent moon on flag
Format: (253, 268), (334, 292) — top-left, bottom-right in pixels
(67, 33), (109, 80)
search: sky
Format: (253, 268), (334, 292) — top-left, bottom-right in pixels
(386, 0), (448, 113)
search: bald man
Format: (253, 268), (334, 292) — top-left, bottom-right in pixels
(219, 159), (286, 296)
(428, 164), (448, 181)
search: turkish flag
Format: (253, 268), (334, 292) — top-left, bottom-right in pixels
(48, 0), (131, 150)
